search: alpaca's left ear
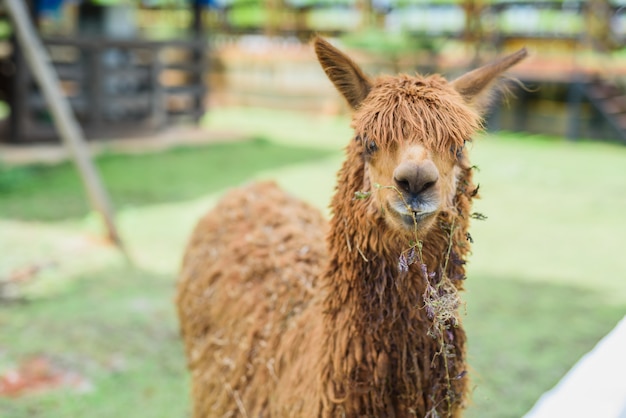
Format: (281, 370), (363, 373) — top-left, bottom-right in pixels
(313, 36), (372, 110)
(451, 48), (528, 114)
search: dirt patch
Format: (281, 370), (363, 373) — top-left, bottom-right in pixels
(0, 356), (92, 397)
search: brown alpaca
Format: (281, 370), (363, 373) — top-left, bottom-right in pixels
(177, 37), (526, 417)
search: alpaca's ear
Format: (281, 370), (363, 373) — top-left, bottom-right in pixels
(313, 36), (372, 109)
(451, 48), (528, 114)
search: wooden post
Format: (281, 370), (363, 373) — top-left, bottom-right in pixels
(462, 0), (483, 65)
(150, 46), (166, 129)
(264, 0), (282, 37)
(567, 78), (585, 141)
(190, 0), (207, 124)
(5, 0), (125, 251)
(9, 34), (25, 143)
(358, 0), (373, 30)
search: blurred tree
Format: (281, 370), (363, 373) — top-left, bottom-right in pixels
(586, 0), (621, 51)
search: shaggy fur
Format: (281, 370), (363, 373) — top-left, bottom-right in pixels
(177, 37), (526, 417)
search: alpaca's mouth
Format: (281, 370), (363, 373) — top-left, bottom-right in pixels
(386, 200), (437, 230)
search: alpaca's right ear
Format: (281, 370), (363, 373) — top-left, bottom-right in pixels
(451, 48), (528, 114)
(313, 36), (372, 109)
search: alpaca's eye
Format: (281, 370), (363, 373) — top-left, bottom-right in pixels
(365, 139), (378, 155)
(451, 140), (466, 160)
(357, 134), (377, 157)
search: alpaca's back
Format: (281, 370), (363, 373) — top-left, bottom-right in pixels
(177, 181), (327, 417)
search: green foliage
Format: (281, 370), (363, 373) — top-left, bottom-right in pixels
(0, 21), (12, 39)
(341, 28), (441, 57)
(227, 4), (268, 30)
(0, 101), (9, 119)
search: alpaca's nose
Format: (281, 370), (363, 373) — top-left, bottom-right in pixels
(393, 160), (439, 196)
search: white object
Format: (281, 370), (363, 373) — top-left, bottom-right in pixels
(525, 316), (626, 418)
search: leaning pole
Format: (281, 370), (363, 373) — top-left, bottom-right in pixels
(5, 0), (125, 252)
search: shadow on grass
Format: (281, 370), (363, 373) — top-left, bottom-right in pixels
(464, 275), (626, 418)
(0, 137), (334, 222)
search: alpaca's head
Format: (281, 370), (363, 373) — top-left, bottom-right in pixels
(314, 37), (527, 237)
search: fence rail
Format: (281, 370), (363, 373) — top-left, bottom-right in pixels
(7, 36), (206, 142)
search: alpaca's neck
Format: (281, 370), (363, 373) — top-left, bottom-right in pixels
(316, 149), (473, 416)
(322, 184), (453, 331)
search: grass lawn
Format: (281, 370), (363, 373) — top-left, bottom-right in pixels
(0, 137), (332, 221)
(1, 107), (625, 418)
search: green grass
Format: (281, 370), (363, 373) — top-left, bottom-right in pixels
(0, 137), (332, 221)
(0, 268), (189, 418)
(464, 276), (624, 416)
(1, 108), (626, 418)
(463, 133), (626, 417)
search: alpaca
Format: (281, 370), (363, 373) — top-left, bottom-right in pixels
(176, 37), (527, 418)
